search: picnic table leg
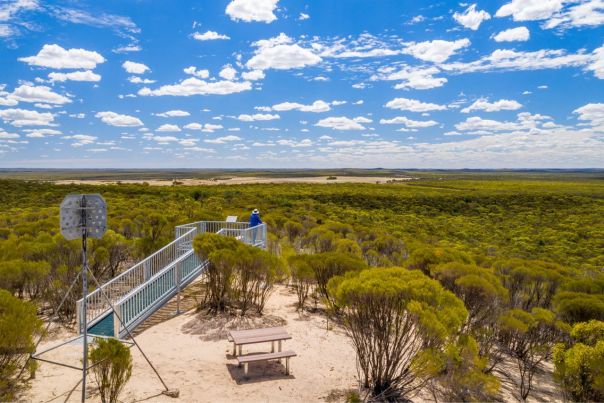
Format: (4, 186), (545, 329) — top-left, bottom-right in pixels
(278, 340), (282, 352)
(233, 342), (236, 356)
(285, 357), (290, 375)
(238, 345), (242, 356)
(244, 362), (248, 375)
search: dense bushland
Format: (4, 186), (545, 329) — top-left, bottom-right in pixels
(0, 177), (603, 400)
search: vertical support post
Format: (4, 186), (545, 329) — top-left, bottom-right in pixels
(175, 261), (181, 315)
(143, 260), (150, 281)
(81, 196), (88, 403)
(113, 303), (122, 338)
(76, 299), (82, 334)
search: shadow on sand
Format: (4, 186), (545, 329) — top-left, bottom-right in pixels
(226, 356), (295, 385)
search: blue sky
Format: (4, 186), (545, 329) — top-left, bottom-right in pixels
(0, 0), (603, 169)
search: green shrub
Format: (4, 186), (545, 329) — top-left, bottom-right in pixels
(89, 338), (133, 403)
(288, 255), (316, 310)
(329, 267), (467, 399)
(554, 320), (604, 401)
(0, 289), (43, 400)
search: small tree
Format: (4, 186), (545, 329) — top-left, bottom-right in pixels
(0, 289), (43, 400)
(431, 262), (508, 369)
(497, 308), (565, 401)
(288, 255), (316, 310)
(553, 320), (604, 401)
(415, 335), (500, 401)
(89, 338), (133, 403)
(193, 233), (240, 313)
(328, 267), (467, 400)
(232, 246), (285, 315)
(307, 252), (366, 305)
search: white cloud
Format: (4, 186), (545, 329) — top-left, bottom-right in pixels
(202, 124), (223, 132)
(385, 97), (447, 112)
(138, 78), (252, 96)
(204, 135), (242, 143)
(237, 113), (280, 121)
(496, 0), (563, 21)
(226, 0), (279, 23)
(152, 135), (179, 143)
(122, 61), (150, 74)
(10, 85), (71, 104)
(271, 100), (331, 113)
(461, 98), (523, 113)
(492, 26), (530, 42)
(156, 110), (190, 117)
(453, 4), (491, 30)
(63, 134), (97, 146)
(373, 66), (448, 90)
(455, 112), (551, 133)
(0, 108), (54, 126)
(128, 76), (155, 84)
(298, 12), (310, 21)
(219, 65), (237, 80)
(247, 33), (321, 70)
(545, 0), (604, 30)
(23, 128), (62, 138)
(156, 124), (181, 132)
(241, 70), (265, 81)
(574, 103), (604, 126)
(403, 38), (470, 63)
(192, 30), (230, 41)
(48, 70), (101, 82)
(315, 116), (371, 130)
(183, 66), (210, 79)
(379, 116), (438, 128)
(0, 129), (19, 139)
(588, 45), (604, 79)
(95, 111), (143, 126)
(113, 45), (141, 53)
(19, 44), (105, 69)
(277, 138), (313, 147)
(183, 123), (202, 130)
(441, 47), (600, 79)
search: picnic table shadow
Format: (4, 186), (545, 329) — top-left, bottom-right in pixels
(226, 355), (295, 384)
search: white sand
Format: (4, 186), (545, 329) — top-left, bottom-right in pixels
(54, 176), (410, 187)
(25, 286), (359, 402)
(24, 285), (562, 402)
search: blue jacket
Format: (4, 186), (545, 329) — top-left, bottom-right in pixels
(249, 213), (262, 227)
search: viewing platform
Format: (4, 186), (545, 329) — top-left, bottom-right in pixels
(77, 220), (267, 338)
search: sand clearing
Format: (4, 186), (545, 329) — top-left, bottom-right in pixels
(54, 176), (411, 187)
(25, 285), (562, 402)
(25, 286), (360, 402)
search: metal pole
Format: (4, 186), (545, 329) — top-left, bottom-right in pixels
(81, 196), (88, 403)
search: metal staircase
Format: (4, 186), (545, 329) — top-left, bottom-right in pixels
(77, 221), (267, 338)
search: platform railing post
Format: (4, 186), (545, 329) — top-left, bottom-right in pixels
(175, 261), (181, 314)
(113, 303), (122, 338)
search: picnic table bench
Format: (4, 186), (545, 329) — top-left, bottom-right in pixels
(228, 326), (295, 376)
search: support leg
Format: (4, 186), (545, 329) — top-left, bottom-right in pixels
(244, 363), (248, 375)
(271, 341), (275, 353)
(278, 340), (282, 352)
(232, 342), (236, 356)
(285, 357), (290, 375)
(238, 345), (242, 356)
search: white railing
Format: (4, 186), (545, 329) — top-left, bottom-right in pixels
(80, 220), (267, 335)
(79, 227), (198, 328)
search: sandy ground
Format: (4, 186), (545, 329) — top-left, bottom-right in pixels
(25, 286), (360, 403)
(54, 176), (411, 186)
(24, 285), (563, 402)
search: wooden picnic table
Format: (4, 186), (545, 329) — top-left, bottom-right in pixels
(228, 326), (291, 357)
